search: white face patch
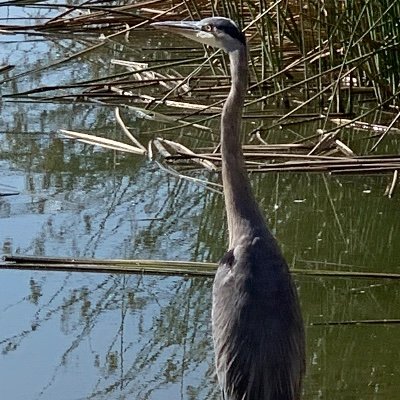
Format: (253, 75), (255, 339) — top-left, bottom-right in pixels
(195, 30), (218, 47)
(176, 30), (216, 48)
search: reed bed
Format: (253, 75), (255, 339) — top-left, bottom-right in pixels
(2, 0), (400, 193)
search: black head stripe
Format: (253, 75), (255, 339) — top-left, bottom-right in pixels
(214, 19), (246, 46)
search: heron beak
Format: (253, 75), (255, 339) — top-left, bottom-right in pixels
(151, 20), (216, 46)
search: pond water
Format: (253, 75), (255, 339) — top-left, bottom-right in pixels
(1, 4), (400, 400)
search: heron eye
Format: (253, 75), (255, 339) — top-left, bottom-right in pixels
(204, 24), (213, 32)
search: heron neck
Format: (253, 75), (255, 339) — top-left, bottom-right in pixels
(221, 46), (266, 247)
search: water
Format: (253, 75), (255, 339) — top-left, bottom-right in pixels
(1, 4), (400, 400)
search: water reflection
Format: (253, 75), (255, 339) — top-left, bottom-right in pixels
(1, 4), (400, 400)
(1, 270), (399, 400)
(1, 270), (217, 400)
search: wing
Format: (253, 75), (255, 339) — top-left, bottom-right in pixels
(212, 235), (305, 400)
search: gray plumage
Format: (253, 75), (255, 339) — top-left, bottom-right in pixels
(152, 17), (306, 400)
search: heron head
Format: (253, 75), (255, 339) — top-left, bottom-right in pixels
(151, 17), (246, 53)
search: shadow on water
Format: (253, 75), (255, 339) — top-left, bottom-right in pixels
(1, 3), (400, 400)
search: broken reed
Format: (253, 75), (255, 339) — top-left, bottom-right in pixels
(166, 150), (400, 175)
(3, 255), (400, 280)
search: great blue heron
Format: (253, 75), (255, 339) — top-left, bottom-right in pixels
(152, 17), (305, 400)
